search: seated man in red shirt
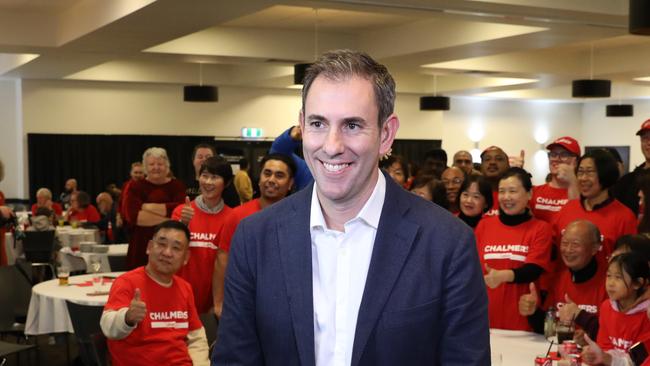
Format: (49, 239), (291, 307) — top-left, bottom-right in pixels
(519, 219), (607, 339)
(100, 220), (209, 366)
(31, 187), (63, 217)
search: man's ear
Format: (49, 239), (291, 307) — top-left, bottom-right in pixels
(379, 114), (400, 157)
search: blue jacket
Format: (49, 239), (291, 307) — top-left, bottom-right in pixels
(212, 172), (490, 366)
(269, 127), (313, 191)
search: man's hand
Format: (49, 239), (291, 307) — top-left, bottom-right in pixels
(179, 197), (194, 225)
(214, 302), (223, 319)
(483, 264), (512, 289)
(581, 333), (610, 365)
(556, 164), (577, 185)
(559, 294), (581, 323)
(0, 206), (13, 220)
(518, 283), (538, 316)
(290, 125), (302, 141)
(509, 150), (525, 168)
(125, 288), (147, 327)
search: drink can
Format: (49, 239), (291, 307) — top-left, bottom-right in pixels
(567, 354), (581, 366)
(534, 355), (552, 366)
(562, 340), (579, 355)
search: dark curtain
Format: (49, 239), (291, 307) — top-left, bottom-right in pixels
(27, 134), (217, 203)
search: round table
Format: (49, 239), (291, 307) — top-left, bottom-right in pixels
(25, 272), (125, 335)
(59, 244), (128, 273)
(490, 329), (557, 365)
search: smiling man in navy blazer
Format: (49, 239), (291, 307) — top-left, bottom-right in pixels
(212, 49), (490, 366)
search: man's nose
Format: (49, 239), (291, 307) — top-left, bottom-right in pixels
(323, 128), (344, 156)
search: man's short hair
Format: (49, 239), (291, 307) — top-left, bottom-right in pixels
(301, 49), (396, 127)
(578, 148), (620, 189)
(239, 158), (249, 170)
(131, 161), (143, 168)
(142, 147), (170, 174)
(565, 219), (601, 247)
(260, 153), (297, 179)
(192, 143), (216, 160)
(36, 188), (53, 200)
(153, 220), (191, 244)
(199, 156), (234, 185)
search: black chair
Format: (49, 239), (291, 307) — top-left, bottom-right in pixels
(65, 301), (108, 366)
(22, 230), (57, 282)
(0, 266), (26, 339)
(0, 339), (37, 366)
(107, 255), (127, 272)
(12, 259), (33, 323)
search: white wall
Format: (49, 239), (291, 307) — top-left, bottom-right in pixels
(581, 100), (650, 169)
(12, 79), (646, 199)
(0, 78), (25, 199)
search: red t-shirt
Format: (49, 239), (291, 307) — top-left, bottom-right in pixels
(552, 199), (637, 268)
(104, 267), (202, 366)
(544, 262), (607, 317)
(530, 184), (569, 223)
(231, 198), (262, 223)
(597, 299), (650, 352)
(171, 201), (235, 313)
(31, 202), (63, 217)
(484, 191), (500, 217)
(475, 215), (553, 331)
(68, 204), (101, 222)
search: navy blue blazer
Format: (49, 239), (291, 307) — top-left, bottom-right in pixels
(212, 173), (490, 365)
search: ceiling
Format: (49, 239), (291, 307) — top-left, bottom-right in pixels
(2, 0), (650, 100)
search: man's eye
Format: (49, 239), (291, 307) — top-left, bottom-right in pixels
(310, 121), (323, 128)
(347, 122), (359, 130)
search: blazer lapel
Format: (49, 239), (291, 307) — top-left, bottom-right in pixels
(351, 177), (420, 366)
(277, 186), (316, 366)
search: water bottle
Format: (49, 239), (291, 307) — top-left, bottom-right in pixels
(544, 306), (557, 339)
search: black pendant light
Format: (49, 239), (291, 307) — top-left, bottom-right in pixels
(606, 104), (634, 117)
(420, 74), (450, 111)
(630, 0), (650, 35)
(184, 63), (218, 102)
(293, 63), (312, 85)
(572, 44), (611, 98)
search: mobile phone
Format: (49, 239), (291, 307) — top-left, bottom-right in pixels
(629, 341), (649, 365)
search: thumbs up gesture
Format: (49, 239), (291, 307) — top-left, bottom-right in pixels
(179, 196), (194, 225)
(483, 264), (513, 289)
(581, 333), (609, 365)
(558, 294), (580, 323)
(518, 283), (538, 316)
(125, 288), (147, 327)
(509, 149), (525, 168)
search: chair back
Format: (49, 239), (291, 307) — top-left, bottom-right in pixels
(107, 255), (127, 272)
(12, 260), (33, 321)
(65, 300), (106, 366)
(22, 230), (56, 263)
(0, 267), (17, 330)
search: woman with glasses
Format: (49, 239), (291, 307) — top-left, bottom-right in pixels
(530, 136), (581, 223)
(553, 149), (637, 269)
(475, 167), (553, 331)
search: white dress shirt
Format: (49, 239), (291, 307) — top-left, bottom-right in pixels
(310, 171), (386, 366)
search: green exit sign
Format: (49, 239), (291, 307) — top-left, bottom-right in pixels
(241, 127), (263, 138)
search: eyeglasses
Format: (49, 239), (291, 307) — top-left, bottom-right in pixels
(576, 169), (597, 177)
(548, 151), (576, 160)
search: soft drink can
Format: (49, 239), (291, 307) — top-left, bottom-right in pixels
(562, 340), (579, 355)
(534, 355), (552, 366)
(567, 354), (581, 365)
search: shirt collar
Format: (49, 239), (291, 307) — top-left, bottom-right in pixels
(310, 169), (386, 231)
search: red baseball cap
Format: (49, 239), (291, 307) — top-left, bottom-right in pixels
(546, 136), (581, 156)
(636, 118), (650, 136)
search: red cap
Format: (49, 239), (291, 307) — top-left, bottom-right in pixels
(636, 118), (650, 136)
(546, 136), (581, 156)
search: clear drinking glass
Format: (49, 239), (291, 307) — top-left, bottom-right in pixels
(57, 265), (70, 286)
(88, 255), (102, 293)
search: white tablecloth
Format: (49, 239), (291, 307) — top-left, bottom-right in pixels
(58, 244), (128, 273)
(490, 329), (557, 366)
(25, 272), (124, 335)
